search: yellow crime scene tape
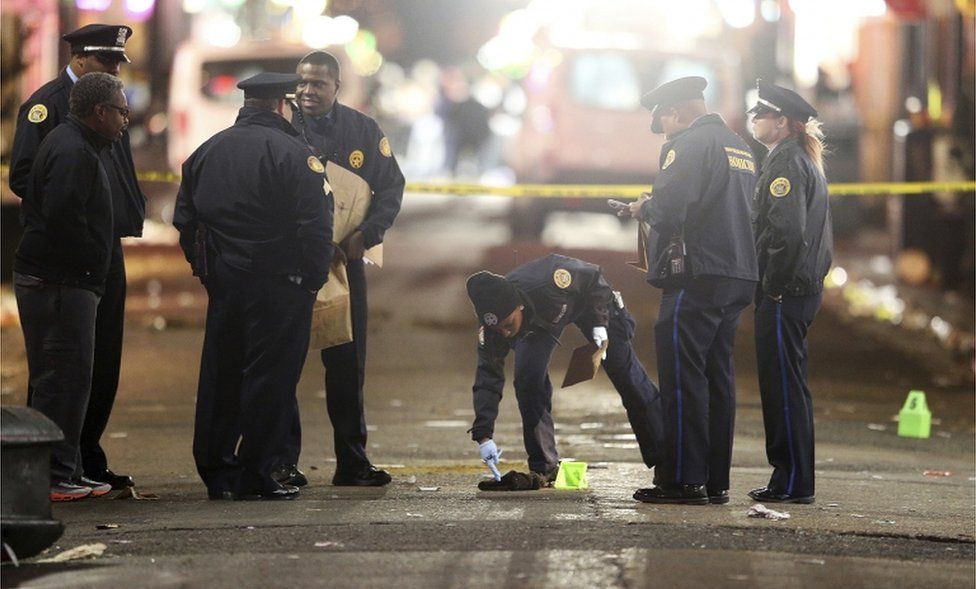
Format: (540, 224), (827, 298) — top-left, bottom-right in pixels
(1, 165), (974, 198)
(132, 173), (970, 198)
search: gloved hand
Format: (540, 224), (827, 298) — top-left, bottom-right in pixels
(592, 326), (608, 360)
(479, 439), (503, 481)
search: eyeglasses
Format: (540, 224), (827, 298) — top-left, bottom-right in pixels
(101, 103), (130, 118)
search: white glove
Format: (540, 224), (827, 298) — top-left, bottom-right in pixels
(479, 439), (503, 481)
(592, 326), (608, 359)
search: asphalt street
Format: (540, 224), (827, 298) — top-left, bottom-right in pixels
(1, 195), (973, 588)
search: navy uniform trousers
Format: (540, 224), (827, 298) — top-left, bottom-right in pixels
(755, 292), (821, 497)
(280, 258), (371, 474)
(514, 305), (663, 474)
(654, 276), (754, 490)
(193, 258), (316, 495)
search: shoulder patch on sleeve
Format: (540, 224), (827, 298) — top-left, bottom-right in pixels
(553, 268), (572, 289)
(770, 177), (791, 198)
(27, 104), (48, 124)
(662, 149), (676, 170)
(379, 136), (392, 157)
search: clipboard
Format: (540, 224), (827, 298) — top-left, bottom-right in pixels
(561, 341), (607, 388)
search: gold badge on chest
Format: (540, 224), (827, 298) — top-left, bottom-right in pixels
(349, 149), (365, 169)
(553, 269), (572, 289)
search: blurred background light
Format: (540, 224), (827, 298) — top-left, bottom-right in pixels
(716, 0), (756, 29)
(76, 0), (112, 10)
(294, 0), (328, 19)
(125, 0), (155, 21)
(182, 0), (207, 14)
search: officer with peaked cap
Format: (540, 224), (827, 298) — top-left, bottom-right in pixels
(465, 254), (664, 484)
(8, 23), (144, 491)
(621, 76), (759, 505)
(173, 72), (335, 500)
(746, 80), (832, 505)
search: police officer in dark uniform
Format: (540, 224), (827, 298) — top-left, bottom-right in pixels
(173, 73), (334, 500)
(9, 24), (146, 490)
(465, 254), (663, 481)
(274, 50), (405, 488)
(623, 77), (759, 505)
(746, 81), (832, 504)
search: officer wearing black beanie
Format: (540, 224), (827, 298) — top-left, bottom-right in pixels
(465, 254), (663, 483)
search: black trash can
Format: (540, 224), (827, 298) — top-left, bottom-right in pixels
(1, 406), (64, 561)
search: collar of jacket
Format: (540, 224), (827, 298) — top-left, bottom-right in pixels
(235, 106), (301, 137)
(666, 112), (726, 141)
(765, 135), (799, 162)
(307, 102), (339, 133)
(66, 113), (113, 150)
(60, 67), (76, 87)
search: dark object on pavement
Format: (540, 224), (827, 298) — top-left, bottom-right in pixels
(235, 484), (300, 501)
(332, 465), (392, 487)
(0, 406), (65, 561)
(747, 486), (815, 504)
(478, 470), (548, 491)
(633, 484), (708, 505)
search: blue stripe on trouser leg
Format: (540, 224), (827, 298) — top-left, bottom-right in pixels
(775, 303), (797, 495)
(673, 289), (686, 484)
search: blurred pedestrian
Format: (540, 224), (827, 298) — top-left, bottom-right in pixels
(746, 80), (832, 504)
(14, 72), (129, 502)
(622, 76), (759, 505)
(9, 24), (146, 490)
(465, 254), (663, 484)
(173, 73), (334, 500)
(275, 50), (405, 488)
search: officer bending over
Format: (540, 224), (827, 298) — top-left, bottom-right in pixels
(747, 80), (832, 504)
(466, 254), (663, 482)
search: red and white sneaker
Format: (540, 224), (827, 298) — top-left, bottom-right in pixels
(78, 477), (113, 498)
(50, 481), (92, 502)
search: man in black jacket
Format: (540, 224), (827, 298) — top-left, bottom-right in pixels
(9, 24), (146, 490)
(465, 254), (663, 482)
(275, 50), (405, 488)
(747, 81), (832, 504)
(14, 73), (129, 502)
(173, 73), (334, 501)
(624, 77), (759, 505)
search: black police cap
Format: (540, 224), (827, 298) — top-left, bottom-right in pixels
(63, 24), (132, 63)
(237, 73), (303, 99)
(466, 271), (521, 328)
(747, 79), (818, 122)
(640, 76), (708, 112)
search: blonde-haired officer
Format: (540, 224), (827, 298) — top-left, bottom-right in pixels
(746, 80), (833, 504)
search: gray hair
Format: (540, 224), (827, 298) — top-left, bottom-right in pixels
(69, 72), (124, 117)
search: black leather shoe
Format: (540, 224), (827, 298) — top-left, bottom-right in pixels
(236, 484), (300, 501)
(272, 464), (308, 487)
(633, 484), (708, 505)
(87, 470), (134, 490)
(747, 486), (814, 504)
(208, 490), (237, 501)
(707, 488), (729, 505)
(331, 466), (392, 487)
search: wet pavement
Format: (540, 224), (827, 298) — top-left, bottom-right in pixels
(1, 195), (974, 587)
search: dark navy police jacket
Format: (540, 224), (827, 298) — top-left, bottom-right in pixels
(173, 107), (334, 291)
(470, 254), (614, 441)
(752, 137), (832, 297)
(640, 113), (759, 288)
(296, 102), (405, 250)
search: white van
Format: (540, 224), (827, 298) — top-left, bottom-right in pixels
(167, 40), (362, 173)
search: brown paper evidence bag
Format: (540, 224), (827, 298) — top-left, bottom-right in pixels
(309, 161), (383, 351)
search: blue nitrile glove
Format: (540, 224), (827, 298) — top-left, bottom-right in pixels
(479, 439), (503, 481)
(592, 326), (608, 360)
